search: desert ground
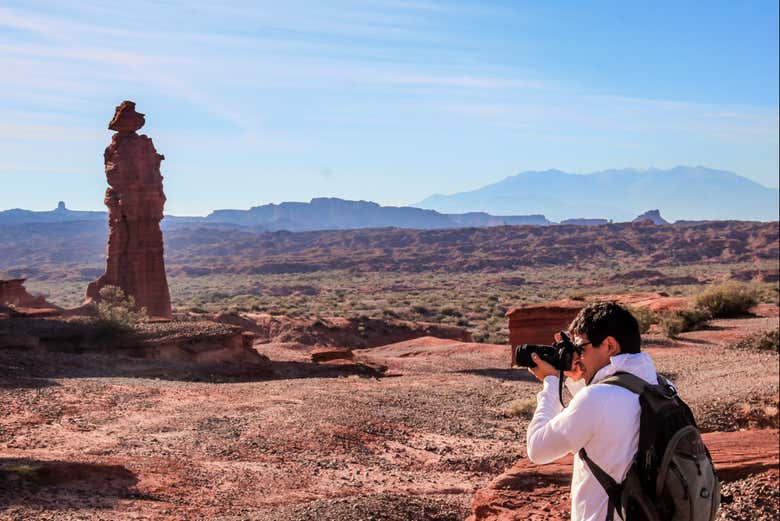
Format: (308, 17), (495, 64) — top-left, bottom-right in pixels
(1, 312), (777, 520)
(2, 220), (778, 519)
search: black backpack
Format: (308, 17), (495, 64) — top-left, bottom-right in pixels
(579, 371), (720, 521)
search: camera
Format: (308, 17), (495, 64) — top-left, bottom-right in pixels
(513, 331), (582, 371)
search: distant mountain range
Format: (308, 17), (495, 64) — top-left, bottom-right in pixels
(0, 199), (551, 231)
(0, 201), (105, 225)
(2, 166), (776, 230)
(201, 198), (550, 230)
(414, 166), (779, 222)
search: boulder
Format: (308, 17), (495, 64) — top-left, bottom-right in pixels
(134, 323), (266, 369)
(311, 346), (355, 363)
(506, 300), (585, 347)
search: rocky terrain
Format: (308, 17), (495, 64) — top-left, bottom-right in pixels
(0, 312), (777, 520)
(1, 220), (777, 280)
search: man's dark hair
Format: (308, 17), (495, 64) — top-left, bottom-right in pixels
(569, 301), (641, 354)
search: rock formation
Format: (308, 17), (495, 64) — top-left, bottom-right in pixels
(0, 278), (61, 316)
(86, 101), (172, 319)
(0, 279), (49, 308)
(506, 300), (585, 348)
(633, 209), (669, 224)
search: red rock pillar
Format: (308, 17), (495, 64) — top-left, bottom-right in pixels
(86, 100), (172, 319)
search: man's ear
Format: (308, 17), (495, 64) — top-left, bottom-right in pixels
(604, 336), (621, 356)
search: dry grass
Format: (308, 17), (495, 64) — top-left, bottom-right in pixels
(502, 398), (537, 418)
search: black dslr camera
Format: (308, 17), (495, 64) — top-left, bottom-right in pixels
(513, 331), (582, 371)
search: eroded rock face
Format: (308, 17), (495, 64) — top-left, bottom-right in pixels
(86, 101), (172, 319)
(0, 279), (48, 308)
(0, 278), (61, 316)
(506, 299), (585, 347)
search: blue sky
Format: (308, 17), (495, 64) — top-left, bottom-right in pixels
(1, 0), (778, 215)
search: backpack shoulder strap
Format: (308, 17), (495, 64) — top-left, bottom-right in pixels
(598, 371), (652, 395)
(579, 448), (621, 521)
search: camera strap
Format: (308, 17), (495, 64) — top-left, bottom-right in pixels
(558, 369), (566, 407)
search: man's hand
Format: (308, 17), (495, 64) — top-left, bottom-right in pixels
(564, 355), (586, 381)
(528, 353), (558, 382)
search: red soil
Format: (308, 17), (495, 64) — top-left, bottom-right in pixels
(0, 315), (776, 520)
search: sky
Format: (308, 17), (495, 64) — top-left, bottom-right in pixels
(1, 0), (778, 216)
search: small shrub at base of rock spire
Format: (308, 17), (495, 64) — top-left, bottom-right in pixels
(95, 285), (148, 333)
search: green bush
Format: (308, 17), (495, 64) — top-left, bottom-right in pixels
(658, 314), (685, 338)
(694, 282), (759, 318)
(628, 306), (658, 334)
(731, 328), (779, 353)
(439, 306), (462, 317)
(95, 285), (147, 331)
(411, 304), (431, 316)
(678, 307), (711, 330)
(658, 308), (711, 338)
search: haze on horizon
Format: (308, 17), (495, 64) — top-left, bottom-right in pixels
(1, 0), (778, 216)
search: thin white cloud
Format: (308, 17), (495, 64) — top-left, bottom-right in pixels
(364, 74), (546, 89)
(0, 43), (192, 67)
(0, 123), (100, 141)
(443, 94), (779, 144)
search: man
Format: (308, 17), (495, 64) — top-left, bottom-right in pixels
(525, 301), (658, 521)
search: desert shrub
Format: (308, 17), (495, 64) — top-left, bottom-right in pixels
(694, 282), (759, 318)
(471, 331), (488, 343)
(411, 304), (431, 316)
(439, 306), (462, 317)
(503, 398), (537, 418)
(658, 314), (684, 338)
(96, 285), (147, 330)
(381, 307), (400, 318)
(658, 308), (711, 338)
(628, 306), (658, 334)
(568, 291), (586, 301)
(731, 328), (779, 353)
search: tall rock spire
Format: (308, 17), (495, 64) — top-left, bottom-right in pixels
(86, 101), (172, 319)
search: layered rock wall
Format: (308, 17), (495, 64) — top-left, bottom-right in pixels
(506, 300), (584, 348)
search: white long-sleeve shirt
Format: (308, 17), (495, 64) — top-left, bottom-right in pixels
(526, 352), (658, 521)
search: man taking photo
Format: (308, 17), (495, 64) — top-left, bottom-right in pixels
(525, 301), (657, 521)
